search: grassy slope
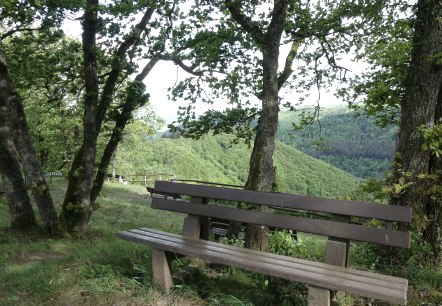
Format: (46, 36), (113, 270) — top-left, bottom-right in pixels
(118, 134), (360, 198)
(0, 179), (441, 305)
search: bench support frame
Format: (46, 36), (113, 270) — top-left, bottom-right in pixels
(151, 248), (173, 292)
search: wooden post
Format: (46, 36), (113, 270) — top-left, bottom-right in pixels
(151, 248), (173, 292)
(182, 215), (201, 238)
(187, 196), (210, 240)
(308, 287), (330, 306)
(308, 214), (350, 305)
(182, 196), (208, 267)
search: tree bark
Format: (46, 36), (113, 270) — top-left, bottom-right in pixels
(111, 150), (116, 180)
(226, 0), (287, 251)
(423, 82), (442, 263)
(0, 43), (36, 230)
(390, 0), (442, 264)
(8, 92), (60, 235)
(60, 0), (99, 233)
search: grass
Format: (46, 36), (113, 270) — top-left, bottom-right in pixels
(1, 178), (441, 305)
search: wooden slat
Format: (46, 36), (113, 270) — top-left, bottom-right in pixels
(152, 198), (410, 248)
(117, 229), (407, 305)
(134, 228), (407, 286)
(154, 181), (412, 223)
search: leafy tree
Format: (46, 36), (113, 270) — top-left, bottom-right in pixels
(60, 0), (183, 233)
(341, 0), (442, 263)
(167, 0), (387, 250)
(389, 0), (442, 264)
(0, 0), (68, 234)
(338, 2), (414, 127)
(5, 32), (84, 172)
(1, 0), (168, 233)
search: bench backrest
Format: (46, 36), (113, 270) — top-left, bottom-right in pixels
(152, 181), (411, 248)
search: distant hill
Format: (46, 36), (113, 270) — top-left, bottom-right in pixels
(277, 108), (397, 179)
(116, 134), (360, 198)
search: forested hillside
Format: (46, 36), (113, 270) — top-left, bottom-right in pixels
(116, 133), (360, 198)
(277, 109), (397, 179)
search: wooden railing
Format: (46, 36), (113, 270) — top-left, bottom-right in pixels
(124, 173), (176, 186)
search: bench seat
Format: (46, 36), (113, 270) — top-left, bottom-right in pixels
(117, 227), (407, 305)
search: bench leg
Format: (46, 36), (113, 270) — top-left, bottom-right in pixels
(325, 239), (348, 301)
(308, 286), (330, 306)
(152, 248), (173, 293)
(182, 215), (201, 238)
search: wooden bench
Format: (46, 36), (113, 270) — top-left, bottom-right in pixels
(117, 181), (411, 305)
(145, 186), (181, 199)
(0, 187), (6, 197)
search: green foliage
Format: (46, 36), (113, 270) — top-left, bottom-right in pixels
(277, 108), (397, 179)
(4, 32), (84, 172)
(168, 0), (388, 142)
(219, 236), (245, 248)
(117, 132), (360, 197)
(268, 230), (299, 257)
(338, 2), (414, 127)
(169, 107), (259, 146)
(420, 124), (442, 158)
(348, 229), (442, 303)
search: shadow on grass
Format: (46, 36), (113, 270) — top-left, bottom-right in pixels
(169, 261), (308, 306)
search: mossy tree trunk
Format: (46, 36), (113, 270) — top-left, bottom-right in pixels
(60, 3), (156, 233)
(90, 55), (160, 204)
(390, 0), (442, 264)
(0, 43), (37, 230)
(60, 0), (99, 233)
(423, 82), (442, 263)
(8, 91), (60, 235)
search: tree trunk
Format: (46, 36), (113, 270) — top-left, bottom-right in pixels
(60, 0), (99, 233)
(90, 118), (126, 204)
(0, 43), (36, 230)
(390, 0), (442, 264)
(423, 82), (442, 263)
(61, 6), (156, 230)
(111, 151), (116, 180)
(8, 92), (60, 235)
(90, 56), (160, 204)
(242, 1), (286, 251)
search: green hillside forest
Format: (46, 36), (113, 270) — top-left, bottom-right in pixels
(116, 133), (360, 198)
(277, 108), (397, 179)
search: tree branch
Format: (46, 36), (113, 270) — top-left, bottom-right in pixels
(319, 37), (350, 73)
(161, 55), (204, 76)
(224, 0), (265, 45)
(278, 39), (301, 89)
(95, 5), (157, 131)
(265, 0), (287, 43)
(1, 27), (39, 40)
(136, 54), (162, 81)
